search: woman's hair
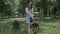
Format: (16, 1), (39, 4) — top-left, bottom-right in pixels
(29, 2), (32, 5)
(28, 2), (33, 8)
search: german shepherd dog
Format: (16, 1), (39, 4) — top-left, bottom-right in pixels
(12, 21), (19, 30)
(32, 23), (39, 34)
(30, 17), (39, 34)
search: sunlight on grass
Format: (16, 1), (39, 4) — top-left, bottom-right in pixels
(0, 18), (60, 34)
(10, 18), (26, 21)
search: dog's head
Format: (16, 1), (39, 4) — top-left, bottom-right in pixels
(32, 23), (39, 28)
(32, 23), (39, 33)
(13, 21), (19, 26)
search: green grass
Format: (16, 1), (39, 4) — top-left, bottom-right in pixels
(0, 18), (60, 34)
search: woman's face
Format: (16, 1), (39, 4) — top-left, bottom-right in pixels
(28, 4), (32, 9)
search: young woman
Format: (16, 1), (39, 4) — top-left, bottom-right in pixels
(25, 2), (34, 34)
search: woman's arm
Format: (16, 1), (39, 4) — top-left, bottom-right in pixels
(25, 8), (34, 16)
(31, 8), (34, 16)
(32, 8), (34, 15)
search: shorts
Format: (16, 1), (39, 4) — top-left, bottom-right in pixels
(26, 15), (33, 24)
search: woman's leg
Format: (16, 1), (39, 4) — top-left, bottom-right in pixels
(28, 23), (30, 34)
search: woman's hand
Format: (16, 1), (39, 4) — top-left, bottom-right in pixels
(30, 14), (35, 17)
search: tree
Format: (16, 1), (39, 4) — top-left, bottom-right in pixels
(42, 0), (47, 17)
(0, 0), (13, 18)
(35, 1), (42, 18)
(57, 0), (60, 16)
(0, 0), (8, 18)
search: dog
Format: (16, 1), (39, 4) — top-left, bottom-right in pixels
(12, 21), (19, 30)
(30, 17), (39, 34)
(32, 23), (39, 34)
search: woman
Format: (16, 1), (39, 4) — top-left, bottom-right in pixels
(25, 2), (34, 34)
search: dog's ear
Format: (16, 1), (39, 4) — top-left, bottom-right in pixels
(32, 23), (39, 28)
(14, 21), (18, 23)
